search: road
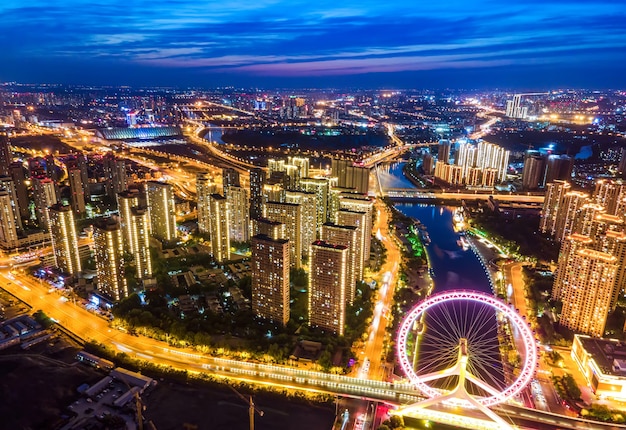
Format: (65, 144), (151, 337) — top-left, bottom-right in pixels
(385, 189), (545, 203)
(356, 195), (402, 381)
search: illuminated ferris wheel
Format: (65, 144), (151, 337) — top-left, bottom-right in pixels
(395, 290), (537, 425)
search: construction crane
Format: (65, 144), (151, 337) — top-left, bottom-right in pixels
(228, 385), (264, 430)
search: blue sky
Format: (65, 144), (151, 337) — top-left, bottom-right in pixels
(1, 0), (625, 88)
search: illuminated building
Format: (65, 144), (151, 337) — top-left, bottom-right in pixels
(0, 130), (12, 176)
(103, 153), (128, 199)
(554, 191), (589, 242)
(541, 180), (571, 236)
(264, 201), (301, 268)
(222, 168), (240, 191)
(209, 194), (230, 262)
(422, 153), (434, 175)
(558, 246), (618, 337)
(327, 187), (359, 223)
(322, 223), (358, 303)
(308, 241), (349, 335)
(252, 217), (284, 240)
(48, 203), (81, 275)
(339, 195), (373, 267)
(505, 95), (528, 119)
(0, 176), (22, 232)
(9, 162), (29, 219)
(33, 176), (59, 230)
(300, 177), (329, 233)
(619, 148), (626, 180)
(196, 172), (219, 234)
(68, 168), (86, 215)
(93, 218), (128, 301)
(226, 186), (249, 242)
(594, 179), (624, 215)
(285, 190), (316, 257)
(117, 189), (141, 252)
(288, 156), (309, 179)
(337, 209), (366, 283)
(146, 181), (177, 242)
(249, 168), (266, 220)
(65, 153), (90, 199)
(262, 179), (285, 205)
(251, 234), (290, 325)
(0, 190), (20, 249)
(572, 335), (626, 401)
(130, 207), (152, 279)
(435, 141), (509, 186)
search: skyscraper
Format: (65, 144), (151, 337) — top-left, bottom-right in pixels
(68, 168), (86, 215)
(288, 156), (309, 179)
(0, 190), (20, 249)
(48, 203), (81, 275)
(196, 172), (219, 234)
(540, 180), (571, 236)
(93, 218), (128, 301)
(251, 234), (290, 326)
(322, 223), (359, 303)
(554, 191), (589, 242)
(8, 162), (29, 219)
(117, 189), (141, 252)
(225, 186), (249, 243)
(103, 153), (128, 199)
(251, 217), (284, 240)
(331, 158), (369, 194)
(285, 190), (316, 258)
(0, 130), (12, 176)
(146, 181), (177, 242)
(339, 196), (373, 267)
(0, 176), (23, 233)
(222, 167), (241, 192)
(249, 167), (266, 220)
(545, 155), (573, 185)
(209, 194), (230, 262)
(437, 140), (451, 164)
(264, 201), (301, 268)
(33, 176), (59, 230)
(130, 207), (152, 280)
(308, 241), (349, 335)
(337, 209), (367, 283)
(300, 177), (329, 233)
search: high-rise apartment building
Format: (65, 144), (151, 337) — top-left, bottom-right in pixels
(103, 153), (128, 199)
(225, 186), (249, 242)
(594, 179), (624, 215)
(558, 247), (618, 337)
(308, 241), (349, 335)
(33, 176), (59, 230)
(196, 172), (219, 234)
(337, 209), (367, 282)
(251, 217), (284, 240)
(288, 156), (309, 179)
(249, 168), (266, 220)
(8, 162), (29, 219)
(117, 189), (141, 252)
(251, 234), (290, 325)
(322, 223), (358, 303)
(146, 181), (177, 242)
(301, 177), (329, 234)
(331, 158), (369, 194)
(130, 207), (152, 280)
(437, 139), (451, 163)
(68, 168), (86, 215)
(545, 155), (573, 185)
(435, 141), (509, 186)
(0, 176), (23, 233)
(541, 180), (571, 236)
(93, 218), (128, 301)
(0, 131), (12, 176)
(521, 151), (546, 190)
(222, 168), (241, 192)
(285, 190), (316, 257)
(48, 203), (81, 275)
(209, 194), (230, 262)
(554, 191), (589, 242)
(339, 196), (373, 266)
(264, 201), (301, 268)
(0, 190), (20, 249)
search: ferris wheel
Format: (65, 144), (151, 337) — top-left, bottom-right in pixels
(396, 290), (537, 411)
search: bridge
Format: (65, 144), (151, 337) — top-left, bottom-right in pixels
(382, 188), (545, 203)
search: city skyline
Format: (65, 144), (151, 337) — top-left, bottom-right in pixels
(1, 0), (626, 88)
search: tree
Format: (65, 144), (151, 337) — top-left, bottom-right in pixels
(377, 426), (391, 430)
(389, 415), (404, 429)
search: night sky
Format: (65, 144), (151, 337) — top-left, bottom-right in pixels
(2, 0), (626, 88)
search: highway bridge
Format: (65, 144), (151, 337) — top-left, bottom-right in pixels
(382, 188), (545, 204)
